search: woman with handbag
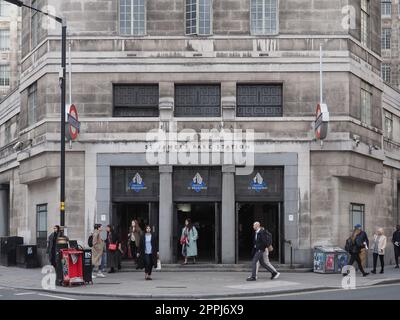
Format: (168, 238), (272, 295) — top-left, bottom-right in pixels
(106, 225), (121, 274)
(180, 219), (198, 265)
(138, 225), (159, 280)
(371, 227), (387, 274)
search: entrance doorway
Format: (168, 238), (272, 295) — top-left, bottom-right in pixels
(237, 202), (283, 263)
(174, 203), (221, 263)
(112, 202), (159, 260)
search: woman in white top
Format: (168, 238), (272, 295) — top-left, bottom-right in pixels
(371, 227), (387, 274)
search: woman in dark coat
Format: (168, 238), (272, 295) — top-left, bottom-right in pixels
(106, 225), (121, 273)
(138, 225), (159, 280)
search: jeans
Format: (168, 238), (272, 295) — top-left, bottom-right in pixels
(100, 252), (106, 272)
(395, 246), (400, 266)
(144, 254), (153, 276)
(256, 250), (277, 277)
(372, 253), (384, 271)
(251, 250), (275, 278)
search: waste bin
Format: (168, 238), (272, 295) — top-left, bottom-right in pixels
(16, 245), (39, 268)
(0, 236), (24, 266)
(55, 238), (69, 286)
(82, 248), (93, 284)
(59, 248), (85, 286)
(314, 246), (349, 273)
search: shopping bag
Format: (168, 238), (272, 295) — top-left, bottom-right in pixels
(156, 259), (162, 270)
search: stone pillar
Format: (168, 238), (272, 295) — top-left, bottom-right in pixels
(221, 82), (236, 121)
(221, 165), (235, 263)
(0, 185), (9, 237)
(159, 166), (173, 263)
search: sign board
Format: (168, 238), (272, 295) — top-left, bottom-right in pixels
(68, 104), (80, 140)
(315, 103), (329, 140)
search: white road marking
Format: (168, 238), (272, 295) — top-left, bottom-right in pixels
(38, 293), (76, 300)
(226, 280), (301, 290)
(14, 292), (36, 296)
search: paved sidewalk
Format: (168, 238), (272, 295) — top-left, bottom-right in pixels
(0, 266), (399, 299)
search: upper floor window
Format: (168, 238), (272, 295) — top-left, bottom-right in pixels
(185, 0), (212, 36)
(360, 84), (372, 126)
(0, 29), (10, 51)
(31, 0), (39, 48)
(237, 84), (282, 117)
(381, 64), (391, 83)
(113, 84), (159, 117)
(361, 0), (370, 47)
(381, 0), (392, 16)
(250, 0), (278, 35)
(350, 203), (365, 231)
(381, 28), (391, 49)
(0, 2), (10, 17)
(384, 111), (393, 140)
(0, 65), (10, 86)
(120, 0), (146, 36)
(28, 82), (37, 126)
(175, 84), (221, 117)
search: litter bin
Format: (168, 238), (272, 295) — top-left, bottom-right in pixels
(16, 245), (39, 268)
(313, 246), (349, 274)
(0, 236), (24, 266)
(55, 238), (69, 286)
(60, 248), (84, 286)
(82, 248), (93, 284)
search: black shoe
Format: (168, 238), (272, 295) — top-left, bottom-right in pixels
(362, 272), (369, 277)
(395, 265), (399, 269)
(246, 277), (256, 281)
(108, 269), (115, 274)
(380, 270), (384, 274)
(371, 270), (376, 274)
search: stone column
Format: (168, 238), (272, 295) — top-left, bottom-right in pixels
(159, 165), (173, 263)
(0, 185), (9, 237)
(221, 165), (235, 263)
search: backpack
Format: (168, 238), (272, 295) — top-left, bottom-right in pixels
(264, 230), (273, 247)
(88, 233), (93, 248)
(345, 237), (353, 253)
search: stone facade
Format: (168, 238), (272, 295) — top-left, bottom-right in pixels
(0, 0), (398, 267)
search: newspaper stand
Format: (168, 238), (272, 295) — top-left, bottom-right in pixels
(313, 246), (349, 274)
(60, 248), (84, 286)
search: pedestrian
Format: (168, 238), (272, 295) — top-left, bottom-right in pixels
(138, 225), (159, 280)
(46, 225), (60, 269)
(343, 228), (369, 277)
(354, 224), (369, 269)
(392, 225), (400, 269)
(106, 225), (121, 274)
(247, 222), (279, 281)
(180, 218), (198, 265)
(255, 226), (280, 280)
(128, 219), (143, 266)
(91, 224), (106, 278)
(371, 227), (387, 274)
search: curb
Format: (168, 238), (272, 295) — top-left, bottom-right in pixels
(1, 278), (400, 299)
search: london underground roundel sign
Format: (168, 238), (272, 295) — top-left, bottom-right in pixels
(315, 103), (329, 140)
(68, 104), (80, 140)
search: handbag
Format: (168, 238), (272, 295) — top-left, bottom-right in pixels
(268, 245), (273, 252)
(180, 235), (188, 245)
(108, 243), (117, 251)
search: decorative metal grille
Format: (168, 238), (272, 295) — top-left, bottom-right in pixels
(175, 85), (221, 117)
(237, 84), (282, 117)
(113, 84), (159, 117)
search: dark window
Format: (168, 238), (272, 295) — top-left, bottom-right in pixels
(175, 84), (221, 117)
(36, 204), (47, 248)
(350, 203), (365, 230)
(237, 84), (283, 117)
(113, 84), (159, 117)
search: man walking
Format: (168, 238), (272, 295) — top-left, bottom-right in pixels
(354, 224), (369, 269)
(247, 222), (279, 281)
(46, 225), (60, 269)
(256, 226), (280, 279)
(393, 225), (400, 268)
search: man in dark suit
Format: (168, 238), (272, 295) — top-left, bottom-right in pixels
(247, 222), (279, 281)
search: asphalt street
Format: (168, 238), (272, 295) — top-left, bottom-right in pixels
(232, 283), (400, 300)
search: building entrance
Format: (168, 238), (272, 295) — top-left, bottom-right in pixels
(237, 202), (283, 263)
(112, 202), (159, 260)
(173, 202), (221, 264)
